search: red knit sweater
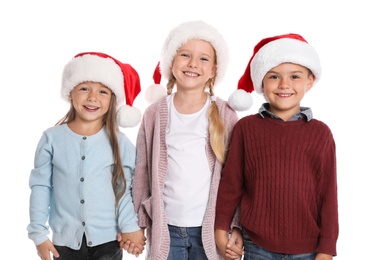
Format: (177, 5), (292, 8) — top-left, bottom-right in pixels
(215, 114), (338, 256)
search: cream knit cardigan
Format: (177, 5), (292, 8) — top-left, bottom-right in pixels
(132, 96), (239, 259)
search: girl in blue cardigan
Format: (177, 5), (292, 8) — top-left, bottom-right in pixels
(27, 52), (146, 260)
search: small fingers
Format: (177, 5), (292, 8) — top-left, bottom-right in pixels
(121, 240), (131, 251)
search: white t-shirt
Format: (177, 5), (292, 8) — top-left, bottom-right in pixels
(164, 94), (212, 227)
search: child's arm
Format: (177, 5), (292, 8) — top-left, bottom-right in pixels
(120, 229), (146, 257)
(36, 239), (59, 260)
(215, 229), (229, 258)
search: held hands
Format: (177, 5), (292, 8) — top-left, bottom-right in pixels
(215, 228), (244, 260)
(118, 229), (146, 257)
(36, 239), (59, 260)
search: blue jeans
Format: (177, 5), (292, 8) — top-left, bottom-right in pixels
(167, 225), (208, 260)
(243, 230), (316, 260)
(54, 234), (122, 260)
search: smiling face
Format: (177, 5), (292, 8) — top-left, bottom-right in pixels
(171, 39), (216, 93)
(262, 62), (314, 121)
(69, 81), (113, 126)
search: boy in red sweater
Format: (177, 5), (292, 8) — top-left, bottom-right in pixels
(215, 33), (338, 260)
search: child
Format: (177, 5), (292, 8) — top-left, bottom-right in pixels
(215, 33), (339, 259)
(27, 52), (146, 260)
(132, 20), (244, 259)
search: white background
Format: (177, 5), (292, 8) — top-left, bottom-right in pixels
(1, 1), (372, 259)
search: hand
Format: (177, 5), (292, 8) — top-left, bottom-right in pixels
(226, 228), (244, 259)
(119, 229), (146, 257)
(118, 233), (140, 256)
(36, 239), (59, 260)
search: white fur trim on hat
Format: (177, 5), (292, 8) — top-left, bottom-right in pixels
(159, 20), (229, 85)
(61, 52), (142, 127)
(61, 54), (124, 102)
(251, 38), (321, 93)
(228, 34), (321, 112)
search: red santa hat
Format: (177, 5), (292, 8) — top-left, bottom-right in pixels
(228, 33), (321, 111)
(145, 20), (229, 103)
(61, 52), (141, 127)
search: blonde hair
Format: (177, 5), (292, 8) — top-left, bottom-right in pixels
(207, 78), (226, 164)
(56, 93), (126, 210)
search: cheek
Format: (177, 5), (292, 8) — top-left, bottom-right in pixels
(171, 62), (180, 78)
(262, 89), (270, 101)
(101, 97), (112, 107)
(71, 98), (81, 112)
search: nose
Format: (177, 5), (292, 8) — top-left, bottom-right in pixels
(278, 78), (290, 89)
(87, 93), (97, 102)
(188, 58), (198, 68)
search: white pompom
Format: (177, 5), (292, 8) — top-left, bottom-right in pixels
(228, 89), (253, 111)
(145, 84), (167, 104)
(117, 105), (142, 128)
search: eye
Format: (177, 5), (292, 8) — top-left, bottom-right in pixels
(200, 57), (209, 62)
(181, 53), (189, 58)
(79, 86), (89, 92)
(100, 89), (110, 95)
(291, 74), (301, 79)
(264, 72), (279, 80)
(269, 75), (278, 79)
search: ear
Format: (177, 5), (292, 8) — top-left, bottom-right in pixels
(306, 74), (315, 91)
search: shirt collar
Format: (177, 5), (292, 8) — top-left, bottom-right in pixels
(259, 103), (313, 121)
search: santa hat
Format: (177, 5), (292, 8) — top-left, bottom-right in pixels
(61, 52), (141, 127)
(145, 20), (229, 103)
(228, 33), (321, 111)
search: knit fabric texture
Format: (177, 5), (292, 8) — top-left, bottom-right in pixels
(27, 125), (140, 248)
(215, 114), (338, 256)
(133, 96), (238, 259)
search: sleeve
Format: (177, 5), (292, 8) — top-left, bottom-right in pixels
(222, 104), (242, 229)
(215, 121), (246, 231)
(317, 129), (339, 256)
(27, 132), (53, 245)
(117, 135), (141, 233)
(223, 104), (239, 145)
(132, 113), (152, 228)
(218, 98), (238, 141)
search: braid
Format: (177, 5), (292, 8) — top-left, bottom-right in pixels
(167, 76), (176, 95)
(207, 79), (226, 164)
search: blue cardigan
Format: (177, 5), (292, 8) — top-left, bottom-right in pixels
(27, 124), (140, 249)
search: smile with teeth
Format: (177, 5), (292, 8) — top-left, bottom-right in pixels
(184, 71), (199, 77)
(84, 105), (99, 111)
(277, 93), (293, 97)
